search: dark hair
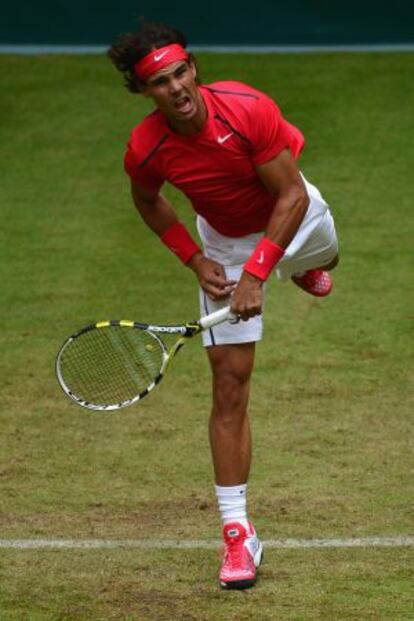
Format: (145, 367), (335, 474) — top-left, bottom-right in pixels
(108, 21), (197, 93)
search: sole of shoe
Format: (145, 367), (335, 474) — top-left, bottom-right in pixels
(220, 577), (256, 590)
(220, 546), (264, 590)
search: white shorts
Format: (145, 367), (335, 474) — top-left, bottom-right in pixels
(197, 174), (338, 347)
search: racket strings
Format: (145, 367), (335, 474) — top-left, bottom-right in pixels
(59, 326), (165, 406)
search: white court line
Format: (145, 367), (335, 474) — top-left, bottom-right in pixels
(0, 536), (413, 550)
(1, 44), (414, 55)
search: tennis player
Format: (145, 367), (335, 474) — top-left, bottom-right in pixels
(108, 22), (339, 590)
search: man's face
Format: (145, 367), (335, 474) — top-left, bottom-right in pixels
(142, 61), (203, 126)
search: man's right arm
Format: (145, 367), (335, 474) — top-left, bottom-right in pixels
(130, 178), (178, 235)
(130, 179), (236, 301)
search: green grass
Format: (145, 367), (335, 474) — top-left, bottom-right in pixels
(0, 52), (413, 620)
(0, 549), (412, 621)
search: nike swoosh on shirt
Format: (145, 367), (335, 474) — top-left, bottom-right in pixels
(217, 132), (234, 144)
(154, 51), (169, 61)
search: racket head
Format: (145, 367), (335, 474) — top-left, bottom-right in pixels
(56, 321), (168, 411)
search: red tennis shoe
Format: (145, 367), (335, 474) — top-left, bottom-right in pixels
(219, 521), (263, 590)
(291, 269), (333, 297)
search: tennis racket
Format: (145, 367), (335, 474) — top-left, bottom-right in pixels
(56, 305), (234, 411)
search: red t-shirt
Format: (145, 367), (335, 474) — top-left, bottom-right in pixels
(124, 81), (305, 237)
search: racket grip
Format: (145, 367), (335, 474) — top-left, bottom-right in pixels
(199, 306), (237, 330)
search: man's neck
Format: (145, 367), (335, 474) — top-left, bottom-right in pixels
(169, 89), (208, 136)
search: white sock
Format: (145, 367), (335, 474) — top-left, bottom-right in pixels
(215, 484), (249, 527)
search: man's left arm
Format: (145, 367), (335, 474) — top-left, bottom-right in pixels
(230, 148), (309, 319)
(257, 148), (309, 247)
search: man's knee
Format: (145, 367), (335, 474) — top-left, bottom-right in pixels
(213, 369), (249, 413)
(207, 343), (255, 415)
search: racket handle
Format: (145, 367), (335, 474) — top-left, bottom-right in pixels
(199, 305), (237, 330)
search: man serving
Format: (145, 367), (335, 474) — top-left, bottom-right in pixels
(109, 21), (339, 590)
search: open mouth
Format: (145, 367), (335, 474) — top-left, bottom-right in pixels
(174, 95), (192, 113)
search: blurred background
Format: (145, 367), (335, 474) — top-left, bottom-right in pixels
(1, 0), (413, 50)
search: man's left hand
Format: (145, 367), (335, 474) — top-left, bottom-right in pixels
(230, 272), (264, 321)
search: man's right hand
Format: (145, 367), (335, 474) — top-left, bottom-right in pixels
(188, 253), (237, 301)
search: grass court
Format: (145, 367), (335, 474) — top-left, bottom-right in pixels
(0, 51), (413, 619)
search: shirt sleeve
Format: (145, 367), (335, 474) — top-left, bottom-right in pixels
(248, 95), (301, 166)
(124, 140), (164, 193)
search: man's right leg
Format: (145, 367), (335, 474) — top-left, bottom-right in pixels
(207, 343), (254, 486)
(207, 342), (263, 589)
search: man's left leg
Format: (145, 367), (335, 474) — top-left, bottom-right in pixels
(291, 253), (339, 296)
(280, 175), (339, 296)
(207, 342), (263, 590)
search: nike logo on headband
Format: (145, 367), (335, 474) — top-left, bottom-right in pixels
(154, 50), (169, 61)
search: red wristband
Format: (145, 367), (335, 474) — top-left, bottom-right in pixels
(160, 222), (201, 265)
(243, 237), (285, 281)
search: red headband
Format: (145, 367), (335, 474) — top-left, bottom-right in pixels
(134, 44), (189, 81)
